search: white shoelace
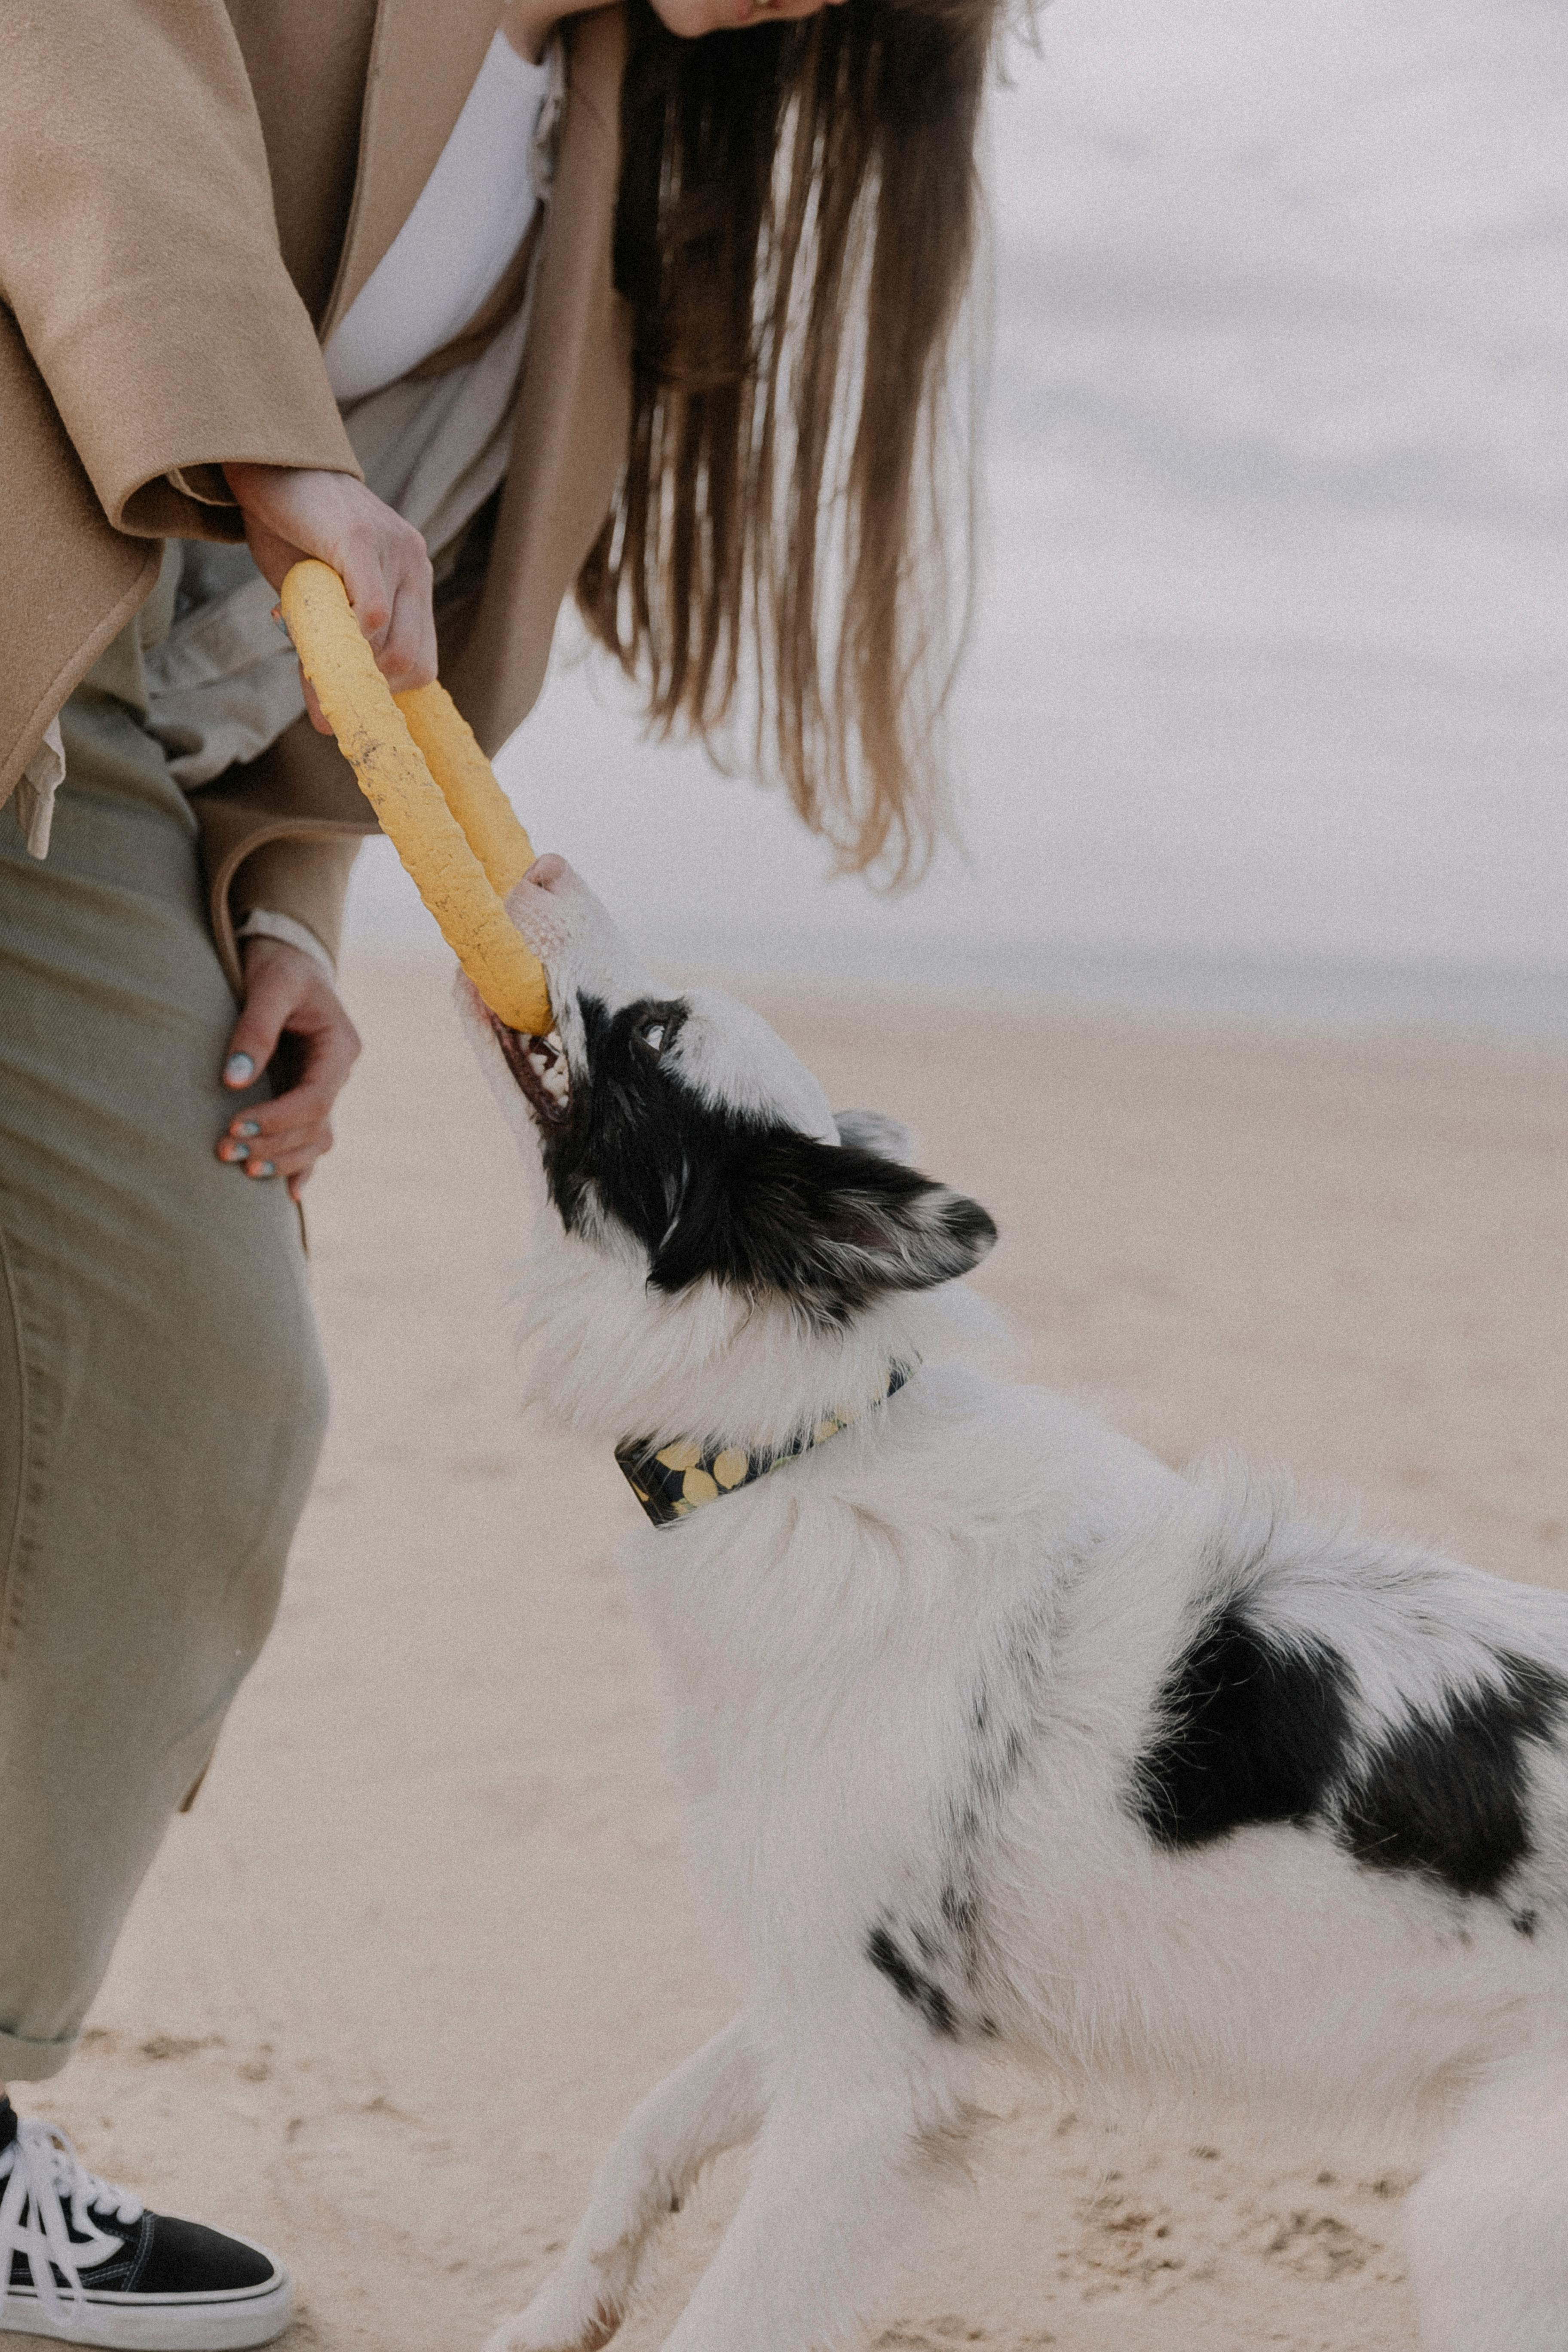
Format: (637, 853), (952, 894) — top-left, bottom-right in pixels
(0, 2118), (143, 2325)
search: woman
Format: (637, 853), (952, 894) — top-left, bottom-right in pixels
(0, 0), (998, 2338)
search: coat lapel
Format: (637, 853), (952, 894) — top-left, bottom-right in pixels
(318, 0), (504, 345)
(248, 0), (631, 758)
(447, 3), (632, 753)
(224, 0), (380, 328)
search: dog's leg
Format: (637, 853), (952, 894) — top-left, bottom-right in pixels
(487, 2017), (765, 2352)
(655, 2037), (981, 2352)
(1405, 2054), (1568, 2352)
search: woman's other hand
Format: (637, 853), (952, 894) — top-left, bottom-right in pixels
(217, 937), (362, 1202)
(223, 462), (436, 729)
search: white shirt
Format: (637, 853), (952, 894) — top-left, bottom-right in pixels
(325, 30), (551, 404)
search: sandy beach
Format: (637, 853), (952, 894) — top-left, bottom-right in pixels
(34, 956), (1568, 2352)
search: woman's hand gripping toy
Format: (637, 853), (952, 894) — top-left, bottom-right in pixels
(279, 559), (552, 1036)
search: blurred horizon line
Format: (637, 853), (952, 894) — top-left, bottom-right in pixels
(342, 928), (1568, 1051)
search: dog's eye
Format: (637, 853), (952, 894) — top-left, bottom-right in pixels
(638, 1017), (668, 1058)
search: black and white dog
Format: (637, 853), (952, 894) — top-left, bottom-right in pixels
(462, 856), (1568, 2352)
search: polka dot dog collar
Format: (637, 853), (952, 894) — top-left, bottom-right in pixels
(616, 1361), (919, 1528)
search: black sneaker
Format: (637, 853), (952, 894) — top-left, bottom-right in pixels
(0, 2099), (292, 2348)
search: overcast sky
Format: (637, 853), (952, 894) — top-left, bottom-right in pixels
(349, 0), (1568, 975)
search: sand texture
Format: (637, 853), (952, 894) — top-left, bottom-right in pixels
(34, 958), (1568, 2351)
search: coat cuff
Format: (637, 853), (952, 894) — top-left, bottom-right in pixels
(192, 714), (380, 995)
(237, 906), (338, 979)
(227, 837), (362, 974)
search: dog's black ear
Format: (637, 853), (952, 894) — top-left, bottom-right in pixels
(833, 1109), (919, 1166)
(649, 1134), (997, 1321)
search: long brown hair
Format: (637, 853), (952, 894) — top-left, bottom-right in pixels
(576, 0), (1000, 879)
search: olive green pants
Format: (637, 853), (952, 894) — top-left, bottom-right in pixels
(0, 671), (328, 2081)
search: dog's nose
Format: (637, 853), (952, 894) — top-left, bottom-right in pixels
(503, 856), (628, 974)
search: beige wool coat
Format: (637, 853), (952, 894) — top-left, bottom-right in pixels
(0, 0), (631, 984)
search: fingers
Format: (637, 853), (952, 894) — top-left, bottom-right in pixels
(335, 508), (436, 694)
(217, 938), (362, 1197)
(217, 1112), (334, 1191)
(224, 463), (436, 694)
(223, 982), (291, 1099)
(219, 1071), (348, 1158)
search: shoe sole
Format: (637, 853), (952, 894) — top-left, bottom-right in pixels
(0, 2271), (293, 2350)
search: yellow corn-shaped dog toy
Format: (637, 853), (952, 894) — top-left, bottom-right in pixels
(279, 559), (551, 1035)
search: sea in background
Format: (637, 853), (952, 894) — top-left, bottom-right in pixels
(346, 872), (1568, 1055)
(576, 939), (1568, 1050)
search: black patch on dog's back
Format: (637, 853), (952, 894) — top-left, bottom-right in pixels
(1135, 1599), (1568, 1908)
(1338, 1653), (1568, 1899)
(1134, 1606), (1354, 1849)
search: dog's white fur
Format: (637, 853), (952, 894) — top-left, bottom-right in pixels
(464, 859), (1568, 2352)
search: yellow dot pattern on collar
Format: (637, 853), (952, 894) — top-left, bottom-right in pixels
(615, 1361), (919, 1529)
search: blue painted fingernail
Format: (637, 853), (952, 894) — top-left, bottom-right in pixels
(248, 1160), (276, 1180)
(224, 1052), (255, 1086)
(236, 1119), (261, 1138)
(220, 1141), (249, 1164)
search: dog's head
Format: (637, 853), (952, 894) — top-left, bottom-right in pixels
(460, 857), (996, 1333)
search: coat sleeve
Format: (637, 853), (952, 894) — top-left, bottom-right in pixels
(193, 717), (377, 992)
(0, 0), (359, 541)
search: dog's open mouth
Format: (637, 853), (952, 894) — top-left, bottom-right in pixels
(488, 1015), (571, 1125)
